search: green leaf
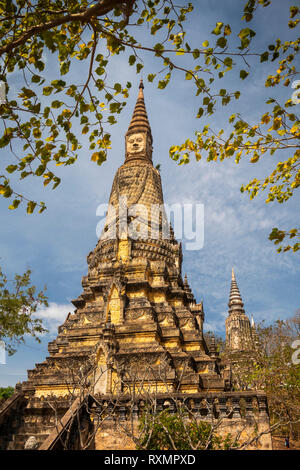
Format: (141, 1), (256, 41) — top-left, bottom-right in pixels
(114, 83), (122, 93)
(20, 87), (36, 99)
(224, 57), (233, 68)
(224, 24), (231, 36)
(31, 75), (41, 83)
(91, 150), (107, 165)
(148, 74), (156, 82)
(95, 66), (105, 76)
(290, 6), (299, 18)
(216, 37), (227, 48)
(211, 22), (223, 35)
(42, 86), (53, 96)
(8, 199), (21, 210)
(196, 108), (204, 118)
(51, 100), (63, 109)
(108, 115), (117, 124)
(35, 164), (46, 176)
(158, 80), (167, 89)
(260, 51), (269, 62)
(6, 165), (18, 174)
(154, 43), (164, 53)
(239, 28), (256, 39)
(27, 201), (37, 214)
(240, 70), (249, 80)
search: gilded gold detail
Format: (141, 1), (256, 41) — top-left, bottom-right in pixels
(117, 239), (129, 262)
(171, 299), (182, 307)
(34, 386), (77, 398)
(163, 340), (180, 348)
(127, 289), (147, 298)
(119, 333), (157, 344)
(107, 285), (122, 324)
(185, 343), (201, 352)
(179, 386), (199, 394)
(149, 292), (165, 303)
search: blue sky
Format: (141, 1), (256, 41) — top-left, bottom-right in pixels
(0, 0), (299, 387)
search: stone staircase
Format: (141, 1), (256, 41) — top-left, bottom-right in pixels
(0, 391), (71, 450)
(7, 431), (50, 450)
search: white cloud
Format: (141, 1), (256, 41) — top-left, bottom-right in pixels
(34, 302), (74, 335)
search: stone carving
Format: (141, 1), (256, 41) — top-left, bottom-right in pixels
(24, 435), (39, 450)
(126, 133), (145, 154)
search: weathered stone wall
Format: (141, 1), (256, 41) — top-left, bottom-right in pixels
(95, 420), (137, 450)
(94, 415), (272, 451)
(93, 392), (272, 450)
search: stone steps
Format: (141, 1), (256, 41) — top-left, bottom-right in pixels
(8, 432), (50, 450)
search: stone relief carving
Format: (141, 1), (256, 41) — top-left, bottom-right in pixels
(126, 133), (145, 154)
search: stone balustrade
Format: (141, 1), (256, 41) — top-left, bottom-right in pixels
(90, 391), (269, 423)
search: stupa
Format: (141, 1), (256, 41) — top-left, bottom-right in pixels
(0, 82), (271, 450)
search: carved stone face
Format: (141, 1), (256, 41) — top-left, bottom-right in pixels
(127, 133), (145, 154)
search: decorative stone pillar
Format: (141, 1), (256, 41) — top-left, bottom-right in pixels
(218, 397), (228, 419)
(118, 404), (127, 421)
(191, 398), (202, 418)
(231, 396), (241, 419)
(156, 399), (163, 413)
(106, 368), (112, 394)
(245, 396), (254, 421)
(163, 399), (175, 413)
(256, 394), (272, 450)
(205, 397), (215, 420)
(257, 395), (268, 418)
(132, 403), (139, 419)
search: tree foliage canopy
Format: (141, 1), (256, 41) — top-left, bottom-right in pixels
(139, 409), (236, 450)
(0, 386), (14, 401)
(0, 266), (48, 355)
(226, 312), (300, 437)
(0, 0), (299, 251)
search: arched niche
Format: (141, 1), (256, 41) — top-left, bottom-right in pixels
(105, 282), (125, 324)
(94, 347), (109, 395)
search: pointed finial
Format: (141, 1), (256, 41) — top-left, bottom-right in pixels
(107, 310), (111, 322)
(210, 333), (217, 357)
(125, 79), (152, 146)
(228, 267), (245, 314)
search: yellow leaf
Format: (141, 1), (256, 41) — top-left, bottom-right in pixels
(250, 153), (260, 163)
(290, 124), (299, 134)
(261, 114), (271, 125)
(91, 152), (99, 162)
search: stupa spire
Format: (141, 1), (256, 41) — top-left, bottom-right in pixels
(125, 80), (153, 164)
(126, 79), (151, 135)
(226, 269), (254, 351)
(228, 267), (245, 315)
